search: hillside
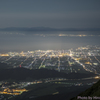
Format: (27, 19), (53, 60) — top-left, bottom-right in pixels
(0, 67), (96, 81)
(0, 62), (97, 81)
(0, 62), (13, 69)
(71, 80), (100, 100)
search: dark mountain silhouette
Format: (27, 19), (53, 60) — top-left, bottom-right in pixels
(71, 80), (100, 100)
(0, 27), (100, 32)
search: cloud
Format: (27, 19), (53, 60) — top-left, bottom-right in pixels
(0, 11), (100, 28)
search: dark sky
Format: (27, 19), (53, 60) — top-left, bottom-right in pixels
(0, 0), (100, 52)
(0, 0), (100, 29)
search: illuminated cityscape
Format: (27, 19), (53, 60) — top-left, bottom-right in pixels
(0, 0), (100, 99)
(0, 45), (100, 99)
(0, 45), (100, 74)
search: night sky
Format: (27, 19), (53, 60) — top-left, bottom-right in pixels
(0, 0), (100, 52)
(0, 0), (100, 28)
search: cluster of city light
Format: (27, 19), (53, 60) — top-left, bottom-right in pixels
(0, 54), (9, 56)
(94, 76), (100, 79)
(0, 50), (68, 58)
(58, 34), (95, 37)
(0, 45), (100, 74)
(0, 88), (27, 95)
(69, 45), (100, 74)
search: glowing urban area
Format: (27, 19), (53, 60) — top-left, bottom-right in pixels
(0, 45), (100, 100)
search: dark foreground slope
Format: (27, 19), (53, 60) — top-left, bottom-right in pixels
(71, 80), (100, 100)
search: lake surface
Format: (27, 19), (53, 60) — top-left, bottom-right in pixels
(0, 31), (100, 52)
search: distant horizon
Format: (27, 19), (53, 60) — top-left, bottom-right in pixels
(0, 27), (100, 32)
